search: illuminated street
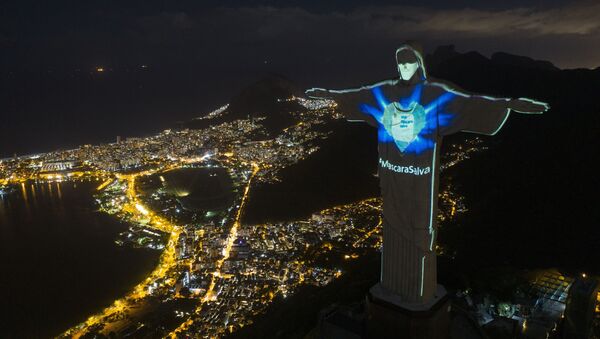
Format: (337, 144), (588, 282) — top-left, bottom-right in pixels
(63, 169), (183, 338)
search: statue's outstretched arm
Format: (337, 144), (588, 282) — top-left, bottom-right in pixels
(304, 80), (396, 126)
(507, 97), (549, 114)
(304, 88), (333, 99)
(430, 79), (550, 114)
(304, 87), (332, 99)
(305, 79), (397, 99)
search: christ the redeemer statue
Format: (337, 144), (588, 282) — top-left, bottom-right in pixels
(306, 42), (548, 305)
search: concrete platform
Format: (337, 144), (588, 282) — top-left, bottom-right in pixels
(366, 283), (452, 339)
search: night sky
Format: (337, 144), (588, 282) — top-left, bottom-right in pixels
(1, 0), (599, 156)
(3, 0), (599, 70)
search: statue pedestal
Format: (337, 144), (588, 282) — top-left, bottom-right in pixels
(366, 283), (451, 339)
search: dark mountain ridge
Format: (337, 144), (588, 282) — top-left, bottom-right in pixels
(184, 74), (306, 135)
(490, 51), (559, 71)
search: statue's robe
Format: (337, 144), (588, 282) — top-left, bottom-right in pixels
(311, 76), (510, 303)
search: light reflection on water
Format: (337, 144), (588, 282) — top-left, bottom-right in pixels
(0, 179), (160, 338)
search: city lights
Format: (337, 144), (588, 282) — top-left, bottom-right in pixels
(1, 96), (481, 338)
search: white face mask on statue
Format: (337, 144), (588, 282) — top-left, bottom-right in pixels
(397, 62), (419, 81)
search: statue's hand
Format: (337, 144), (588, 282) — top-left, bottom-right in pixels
(508, 98), (549, 114)
(305, 88), (331, 99)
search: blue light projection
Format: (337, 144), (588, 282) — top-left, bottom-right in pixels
(359, 84), (456, 154)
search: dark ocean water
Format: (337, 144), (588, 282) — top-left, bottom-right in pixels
(0, 68), (217, 158)
(0, 180), (160, 338)
(0, 68), (276, 159)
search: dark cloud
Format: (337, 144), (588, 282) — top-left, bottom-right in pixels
(192, 3), (600, 69)
(137, 12), (195, 32)
(2, 1), (598, 74)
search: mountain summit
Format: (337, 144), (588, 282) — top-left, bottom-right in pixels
(185, 74), (304, 135)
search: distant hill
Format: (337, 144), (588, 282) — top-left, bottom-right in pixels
(183, 74), (305, 135)
(426, 45), (560, 73)
(228, 73), (301, 114)
(490, 52), (559, 71)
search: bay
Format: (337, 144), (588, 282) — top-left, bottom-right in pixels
(0, 180), (160, 338)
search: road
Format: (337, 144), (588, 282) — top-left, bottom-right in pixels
(168, 162), (261, 337)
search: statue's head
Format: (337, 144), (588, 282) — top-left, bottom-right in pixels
(395, 42), (427, 83)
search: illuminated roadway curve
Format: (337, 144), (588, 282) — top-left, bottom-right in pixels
(61, 167), (183, 338)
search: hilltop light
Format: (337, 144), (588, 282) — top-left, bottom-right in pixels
(96, 67), (104, 72)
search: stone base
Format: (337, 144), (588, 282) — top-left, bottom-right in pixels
(366, 283), (451, 339)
